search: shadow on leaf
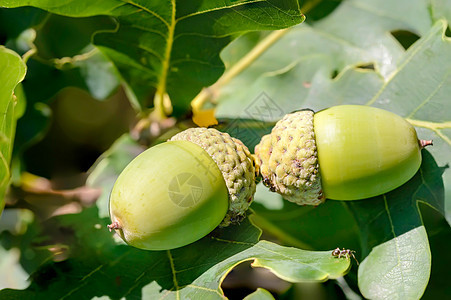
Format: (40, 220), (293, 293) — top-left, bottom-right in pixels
(0, 206), (260, 299)
(345, 150), (446, 258)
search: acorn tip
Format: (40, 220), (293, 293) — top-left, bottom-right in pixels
(107, 221), (121, 232)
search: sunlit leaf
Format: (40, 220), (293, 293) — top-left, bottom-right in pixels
(358, 227), (430, 300)
(0, 46), (26, 213)
(2, 0), (306, 114)
(244, 288), (274, 300)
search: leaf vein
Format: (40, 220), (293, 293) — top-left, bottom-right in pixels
(383, 195), (407, 297)
(416, 162), (441, 208)
(230, 5), (280, 28)
(210, 237), (255, 246)
(122, 0), (169, 28)
(123, 259), (170, 297)
(60, 264), (104, 299)
(167, 250), (180, 300)
(366, 23), (442, 105)
(185, 284), (222, 295)
(406, 119), (451, 146)
(129, 24), (167, 39)
(177, 0), (267, 22)
(406, 69), (451, 118)
(170, 58), (223, 68)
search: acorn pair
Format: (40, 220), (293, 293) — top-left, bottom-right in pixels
(108, 105), (429, 250)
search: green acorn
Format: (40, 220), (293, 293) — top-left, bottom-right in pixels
(254, 105), (431, 204)
(108, 128), (256, 250)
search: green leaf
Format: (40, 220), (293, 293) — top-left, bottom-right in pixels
(365, 22), (451, 224)
(1, 1), (449, 299)
(0, 208), (44, 290)
(213, 1), (450, 298)
(344, 151), (445, 299)
(0, 208), (53, 283)
(83, 133), (351, 298)
(0, 46), (26, 213)
(16, 12), (120, 102)
(0, 207), (350, 299)
(236, 21), (448, 296)
(430, 0), (451, 24)
(216, 1), (450, 223)
(217, 0), (449, 118)
(12, 49), (119, 169)
(22, 51), (118, 104)
(33, 14), (115, 59)
(0, 7), (47, 53)
(2, 0), (305, 114)
(1, 11), (121, 164)
(421, 205), (451, 299)
(26, 13), (121, 100)
(12, 91), (51, 160)
(244, 288), (275, 300)
(250, 185), (361, 252)
(1, 8), (120, 106)
(216, 3), (450, 143)
(0, 208), (34, 235)
(358, 227), (430, 300)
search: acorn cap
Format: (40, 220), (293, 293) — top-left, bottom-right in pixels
(170, 128), (256, 226)
(254, 110), (325, 206)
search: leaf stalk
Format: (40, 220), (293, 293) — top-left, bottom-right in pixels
(191, 28), (291, 112)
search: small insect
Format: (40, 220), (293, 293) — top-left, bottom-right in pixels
(229, 214), (245, 225)
(262, 176), (271, 186)
(332, 247), (359, 265)
(262, 176), (277, 192)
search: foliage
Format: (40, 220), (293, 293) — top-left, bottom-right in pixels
(0, 0), (450, 299)
(0, 47), (26, 213)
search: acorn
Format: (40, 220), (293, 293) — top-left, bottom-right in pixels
(108, 128), (256, 251)
(254, 105), (431, 204)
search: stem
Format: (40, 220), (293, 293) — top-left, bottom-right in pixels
(28, 48), (99, 69)
(419, 139), (433, 148)
(335, 277), (362, 300)
(407, 118), (451, 147)
(191, 28), (291, 112)
(52, 48), (99, 68)
(219, 29), (290, 87)
(107, 221), (121, 232)
(153, 0), (176, 120)
(152, 92), (172, 121)
(22, 43), (37, 64)
(192, 0), (316, 112)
